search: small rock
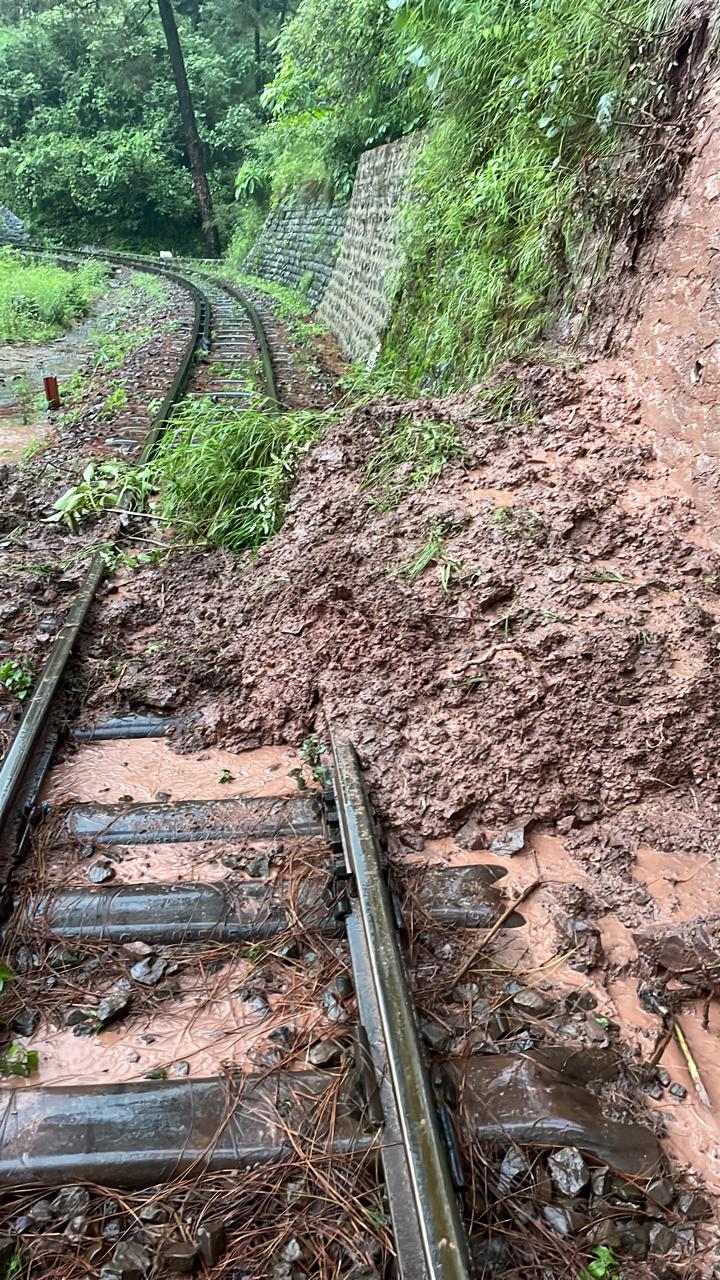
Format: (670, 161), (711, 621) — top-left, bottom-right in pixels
(14, 945), (36, 974)
(616, 1220), (649, 1260)
(646, 1177), (675, 1210)
(669, 1083), (687, 1100)
(99, 1269), (123, 1280)
(139, 1204), (168, 1224)
(277, 942), (299, 961)
(14, 1215), (31, 1233)
(12, 1008), (39, 1037)
(648, 1224), (676, 1255)
(246, 854), (270, 878)
(610, 1176), (644, 1204)
(455, 818), (486, 851)
(281, 1238), (302, 1263)
(555, 915), (603, 972)
(547, 1147), (589, 1196)
(126, 1050), (140, 1063)
(645, 1081), (664, 1101)
(512, 989), (552, 1016)
(498, 1149), (529, 1195)
(586, 1218), (622, 1250)
(564, 990), (597, 1013)
(542, 1205), (585, 1236)
(322, 989), (348, 1024)
(65, 1214), (92, 1244)
(590, 1167), (611, 1198)
(125, 942), (154, 958)
(112, 1239), (152, 1278)
(675, 1190), (711, 1220)
(88, 860), (116, 884)
(159, 1241), (196, 1273)
(96, 990), (131, 1027)
(130, 957), (167, 987)
(171, 1060), (190, 1077)
(419, 1018), (452, 1053)
(52, 1186), (91, 1223)
(452, 983), (480, 1002)
(490, 824), (527, 857)
(196, 1220), (227, 1268)
(656, 1067), (671, 1088)
(29, 1198), (55, 1226)
(308, 1039), (344, 1068)
(248, 994), (270, 1016)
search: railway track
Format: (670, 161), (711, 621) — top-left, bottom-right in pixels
(0, 253), (485, 1279)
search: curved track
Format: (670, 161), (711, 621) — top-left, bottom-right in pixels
(0, 254), (473, 1279)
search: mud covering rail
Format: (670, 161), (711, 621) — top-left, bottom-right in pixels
(330, 737), (472, 1280)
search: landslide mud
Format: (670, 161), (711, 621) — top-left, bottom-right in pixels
(82, 362), (720, 845)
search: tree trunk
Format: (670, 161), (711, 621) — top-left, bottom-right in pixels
(156, 0), (221, 257)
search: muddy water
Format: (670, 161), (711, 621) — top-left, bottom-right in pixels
(44, 740), (307, 806)
(9, 968), (325, 1088)
(0, 413), (50, 463)
(17, 740), (324, 1084)
(423, 828), (720, 1195)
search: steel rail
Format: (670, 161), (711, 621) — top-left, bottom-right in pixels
(331, 736), (472, 1280)
(0, 252), (208, 841)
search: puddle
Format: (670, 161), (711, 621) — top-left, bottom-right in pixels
(421, 827), (720, 1196)
(5, 963), (325, 1088)
(0, 413), (49, 464)
(44, 741), (308, 806)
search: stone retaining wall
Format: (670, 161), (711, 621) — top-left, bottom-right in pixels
(317, 135), (419, 365)
(243, 199), (346, 309)
(244, 133), (420, 364)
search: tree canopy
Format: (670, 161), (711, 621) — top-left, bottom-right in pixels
(0, 0), (290, 249)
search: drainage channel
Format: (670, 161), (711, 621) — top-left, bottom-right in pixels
(0, 252), (480, 1279)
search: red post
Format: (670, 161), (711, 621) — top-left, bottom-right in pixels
(44, 376), (60, 409)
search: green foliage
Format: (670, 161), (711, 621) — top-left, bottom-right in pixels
(153, 396), (324, 551)
(238, 0), (421, 204)
(0, 962), (15, 995)
(49, 461), (153, 531)
(0, 248), (106, 342)
(579, 1245), (621, 1279)
(381, 0), (686, 388)
(0, 1043), (38, 1077)
(363, 416), (463, 510)
(300, 733), (330, 785)
(232, 272), (312, 320)
(0, 659), (34, 700)
(0, 0), (289, 248)
(401, 520), (464, 589)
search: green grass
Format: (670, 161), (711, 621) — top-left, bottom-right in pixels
(0, 247), (107, 342)
(363, 416), (464, 511)
(379, 0), (687, 389)
(153, 396), (326, 551)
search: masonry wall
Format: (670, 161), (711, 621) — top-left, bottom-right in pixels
(243, 199), (346, 309)
(244, 134), (419, 364)
(317, 135), (418, 365)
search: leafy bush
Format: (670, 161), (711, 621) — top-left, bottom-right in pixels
(0, 248), (107, 342)
(237, 0), (421, 205)
(382, 0), (690, 388)
(154, 396), (325, 550)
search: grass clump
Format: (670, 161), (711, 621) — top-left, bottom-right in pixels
(363, 417), (463, 510)
(381, 0), (693, 389)
(154, 396), (324, 551)
(0, 248), (107, 342)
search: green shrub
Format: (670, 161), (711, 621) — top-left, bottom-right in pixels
(382, 0), (689, 388)
(0, 248), (107, 342)
(154, 396), (324, 550)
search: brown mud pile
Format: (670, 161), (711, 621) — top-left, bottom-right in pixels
(83, 363), (720, 844)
